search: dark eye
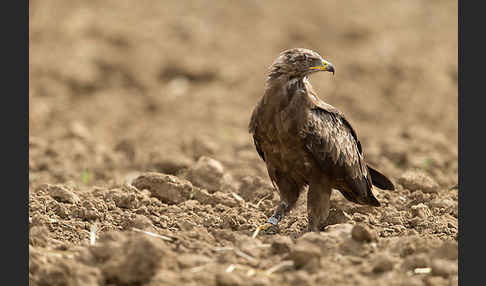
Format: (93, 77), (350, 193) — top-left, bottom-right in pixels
(312, 58), (322, 66)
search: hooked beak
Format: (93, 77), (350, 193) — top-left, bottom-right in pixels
(310, 59), (335, 75)
(326, 63), (335, 75)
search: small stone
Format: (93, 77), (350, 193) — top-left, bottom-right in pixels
(46, 184), (80, 204)
(351, 224), (377, 243)
(166, 77), (190, 98)
(398, 170), (439, 193)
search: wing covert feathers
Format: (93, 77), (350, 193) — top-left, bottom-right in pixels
(368, 165), (395, 190)
(301, 106), (382, 206)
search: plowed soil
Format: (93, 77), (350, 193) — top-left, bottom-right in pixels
(29, 1), (458, 285)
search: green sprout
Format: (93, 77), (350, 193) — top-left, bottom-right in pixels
(82, 169), (90, 184)
(422, 158), (432, 170)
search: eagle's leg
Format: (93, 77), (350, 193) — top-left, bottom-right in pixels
(307, 176), (332, 232)
(267, 201), (291, 226)
(257, 175), (300, 234)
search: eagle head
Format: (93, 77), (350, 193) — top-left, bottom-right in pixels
(269, 48), (335, 79)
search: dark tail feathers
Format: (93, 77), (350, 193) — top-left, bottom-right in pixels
(367, 165), (395, 190)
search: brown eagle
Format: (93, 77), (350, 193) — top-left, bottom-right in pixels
(249, 48), (394, 232)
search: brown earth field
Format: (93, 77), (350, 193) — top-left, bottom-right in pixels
(29, 1), (458, 285)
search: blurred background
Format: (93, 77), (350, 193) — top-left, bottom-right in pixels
(29, 0), (457, 189)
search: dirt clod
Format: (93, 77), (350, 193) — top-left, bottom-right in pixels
(323, 223), (354, 239)
(351, 224), (377, 243)
(34, 258), (102, 286)
(430, 259), (458, 278)
(45, 184), (80, 204)
(102, 233), (176, 285)
(177, 254), (212, 269)
(290, 240), (321, 269)
(411, 203), (433, 219)
(148, 151), (194, 175)
(132, 172), (193, 204)
(402, 253), (430, 270)
(270, 235), (294, 254)
(433, 241), (458, 260)
(238, 176), (273, 203)
(188, 137), (219, 159)
(123, 214), (153, 230)
(111, 190), (140, 209)
(325, 208), (353, 226)
(216, 272), (244, 286)
(398, 170), (440, 193)
(29, 226), (50, 247)
(372, 254), (395, 273)
(181, 156), (231, 193)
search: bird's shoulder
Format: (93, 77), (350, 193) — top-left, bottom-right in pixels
(299, 95), (366, 178)
(304, 98), (362, 154)
(248, 98), (261, 134)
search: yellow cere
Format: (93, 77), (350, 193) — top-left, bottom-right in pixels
(310, 63), (327, 70)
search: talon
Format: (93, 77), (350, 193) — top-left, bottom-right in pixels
(253, 223), (280, 238)
(259, 223), (274, 232)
